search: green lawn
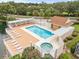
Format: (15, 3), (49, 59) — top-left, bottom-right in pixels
(72, 23), (79, 32)
(7, 15), (50, 19)
(65, 35), (79, 59)
(59, 52), (75, 59)
(7, 15), (32, 18)
(67, 35), (79, 49)
(64, 23), (79, 59)
(67, 23), (79, 49)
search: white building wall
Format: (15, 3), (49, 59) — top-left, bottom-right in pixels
(54, 27), (74, 40)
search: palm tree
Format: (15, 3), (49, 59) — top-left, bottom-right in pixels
(21, 46), (41, 59)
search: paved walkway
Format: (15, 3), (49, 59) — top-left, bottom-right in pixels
(71, 20), (79, 23)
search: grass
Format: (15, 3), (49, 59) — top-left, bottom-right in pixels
(72, 23), (79, 32)
(7, 14), (32, 18)
(7, 14), (50, 19)
(66, 35), (79, 49)
(64, 23), (79, 59)
(66, 23), (79, 49)
(59, 52), (75, 59)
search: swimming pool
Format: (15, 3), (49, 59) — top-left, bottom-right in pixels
(26, 25), (54, 39)
(40, 43), (53, 51)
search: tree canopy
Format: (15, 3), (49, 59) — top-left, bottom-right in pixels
(9, 46), (53, 59)
(0, 1), (79, 33)
(0, 1), (79, 17)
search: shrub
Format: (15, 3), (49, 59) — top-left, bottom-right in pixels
(64, 39), (68, 42)
(70, 42), (78, 54)
(9, 54), (21, 59)
(0, 22), (7, 34)
(58, 52), (74, 59)
(75, 31), (79, 33)
(66, 36), (73, 40)
(43, 54), (53, 59)
(71, 46), (75, 54)
(59, 53), (69, 59)
(72, 32), (78, 37)
(0, 15), (7, 20)
(7, 17), (15, 21)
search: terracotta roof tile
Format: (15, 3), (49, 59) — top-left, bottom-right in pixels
(51, 16), (68, 26)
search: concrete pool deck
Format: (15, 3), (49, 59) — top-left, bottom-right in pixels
(4, 24), (57, 56)
(4, 23), (74, 58)
(4, 24), (39, 56)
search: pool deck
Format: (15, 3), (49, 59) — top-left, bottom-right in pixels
(4, 23), (74, 57)
(4, 23), (39, 56)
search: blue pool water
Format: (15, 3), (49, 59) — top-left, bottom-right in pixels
(41, 43), (53, 51)
(26, 25), (54, 39)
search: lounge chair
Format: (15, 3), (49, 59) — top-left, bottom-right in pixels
(17, 47), (22, 50)
(15, 44), (20, 47)
(11, 40), (16, 43)
(11, 39), (23, 52)
(12, 41), (18, 45)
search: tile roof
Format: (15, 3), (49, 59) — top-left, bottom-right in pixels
(51, 16), (70, 26)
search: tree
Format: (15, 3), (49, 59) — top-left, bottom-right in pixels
(9, 46), (55, 59)
(39, 9), (45, 17)
(32, 10), (39, 16)
(21, 46), (41, 59)
(9, 54), (21, 59)
(0, 14), (15, 33)
(0, 15), (7, 33)
(0, 1), (79, 17)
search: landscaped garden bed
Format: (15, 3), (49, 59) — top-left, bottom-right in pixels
(64, 23), (79, 59)
(59, 52), (75, 59)
(72, 23), (79, 32)
(67, 23), (79, 49)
